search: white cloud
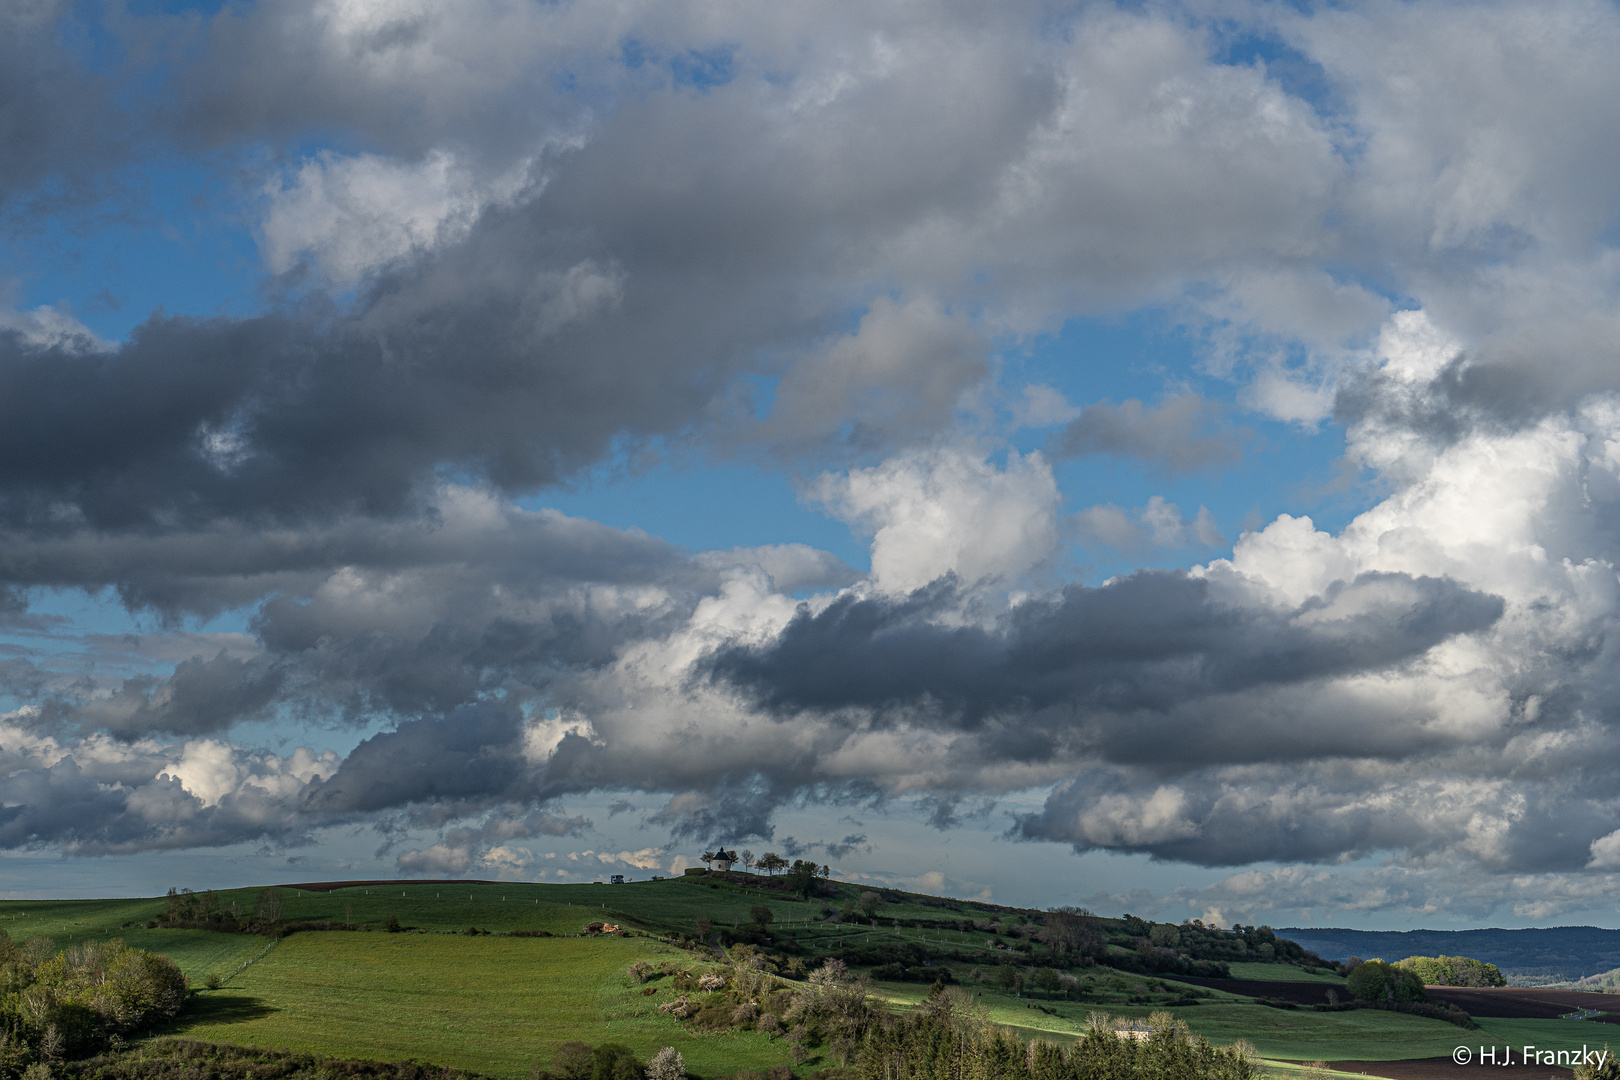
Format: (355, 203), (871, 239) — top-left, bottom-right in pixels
(813, 447), (1060, 593)
(260, 148), (533, 283)
(398, 843), (472, 874)
(0, 305), (111, 352)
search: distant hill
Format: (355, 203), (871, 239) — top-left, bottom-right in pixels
(1277, 926), (1620, 984)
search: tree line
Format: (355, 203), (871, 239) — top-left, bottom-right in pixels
(857, 996), (1254, 1080)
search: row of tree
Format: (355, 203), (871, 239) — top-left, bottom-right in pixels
(705, 850), (834, 880)
(856, 1000), (1255, 1080)
(159, 887), (285, 933)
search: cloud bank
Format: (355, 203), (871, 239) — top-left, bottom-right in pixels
(5, 0), (1620, 922)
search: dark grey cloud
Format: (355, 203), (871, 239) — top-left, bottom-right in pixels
(0, 3), (125, 208)
(0, 495), (820, 739)
(84, 652), (285, 740)
(1013, 754), (1620, 871)
(707, 570), (1503, 730)
(301, 704), (526, 816)
(1047, 395), (1247, 473)
(0, 0), (1349, 550)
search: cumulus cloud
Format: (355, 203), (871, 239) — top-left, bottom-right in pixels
(11, 0), (1620, 923)
(0, 725), (339, 855)
(811, 448), (1060, 593)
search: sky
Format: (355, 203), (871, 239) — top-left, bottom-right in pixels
(4, 0), (1620, 931)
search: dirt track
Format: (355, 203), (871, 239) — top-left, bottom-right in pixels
(1163, 978), (1620, 1024)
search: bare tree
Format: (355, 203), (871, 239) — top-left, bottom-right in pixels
(256, 887), (284, 923)
(741, 849), (755, 873)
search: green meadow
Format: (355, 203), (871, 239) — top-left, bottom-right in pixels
(157, 932), (784, 1080)
(6, 877), (1596, 1077)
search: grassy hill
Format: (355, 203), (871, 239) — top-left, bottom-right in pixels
(5, 878), (1604, 1079)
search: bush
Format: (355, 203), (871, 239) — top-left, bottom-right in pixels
(1576, 1046), (1620, 1080)
(588, 1045), (642, 1080)
(30, 939), (189, 1041)
(1346, 959), (1426, 1004)
(540, 1041), (593, 1080)
(1359, 999), (1477, 1029)
(871, 963), (955, 984)
(722, 1070), (791, 1080)
(644, 1048), (683, 1080)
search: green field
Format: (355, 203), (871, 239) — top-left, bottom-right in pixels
(155, 931), (788, 1080)
(3, 877), (1555, 1078)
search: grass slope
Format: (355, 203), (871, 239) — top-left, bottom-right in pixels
(5, 879), (1509, 1076)
(0, 880), (873, 939)
(158, 931), (789, 1080)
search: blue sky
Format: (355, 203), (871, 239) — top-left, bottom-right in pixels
(7, 0), (1620, 932)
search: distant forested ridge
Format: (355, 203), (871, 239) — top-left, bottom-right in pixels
(1277, 927), (1620, 983)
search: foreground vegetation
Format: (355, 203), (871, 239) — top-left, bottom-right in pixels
(58, 1040), (471, 1080)
(0, 931), (189, 1076)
